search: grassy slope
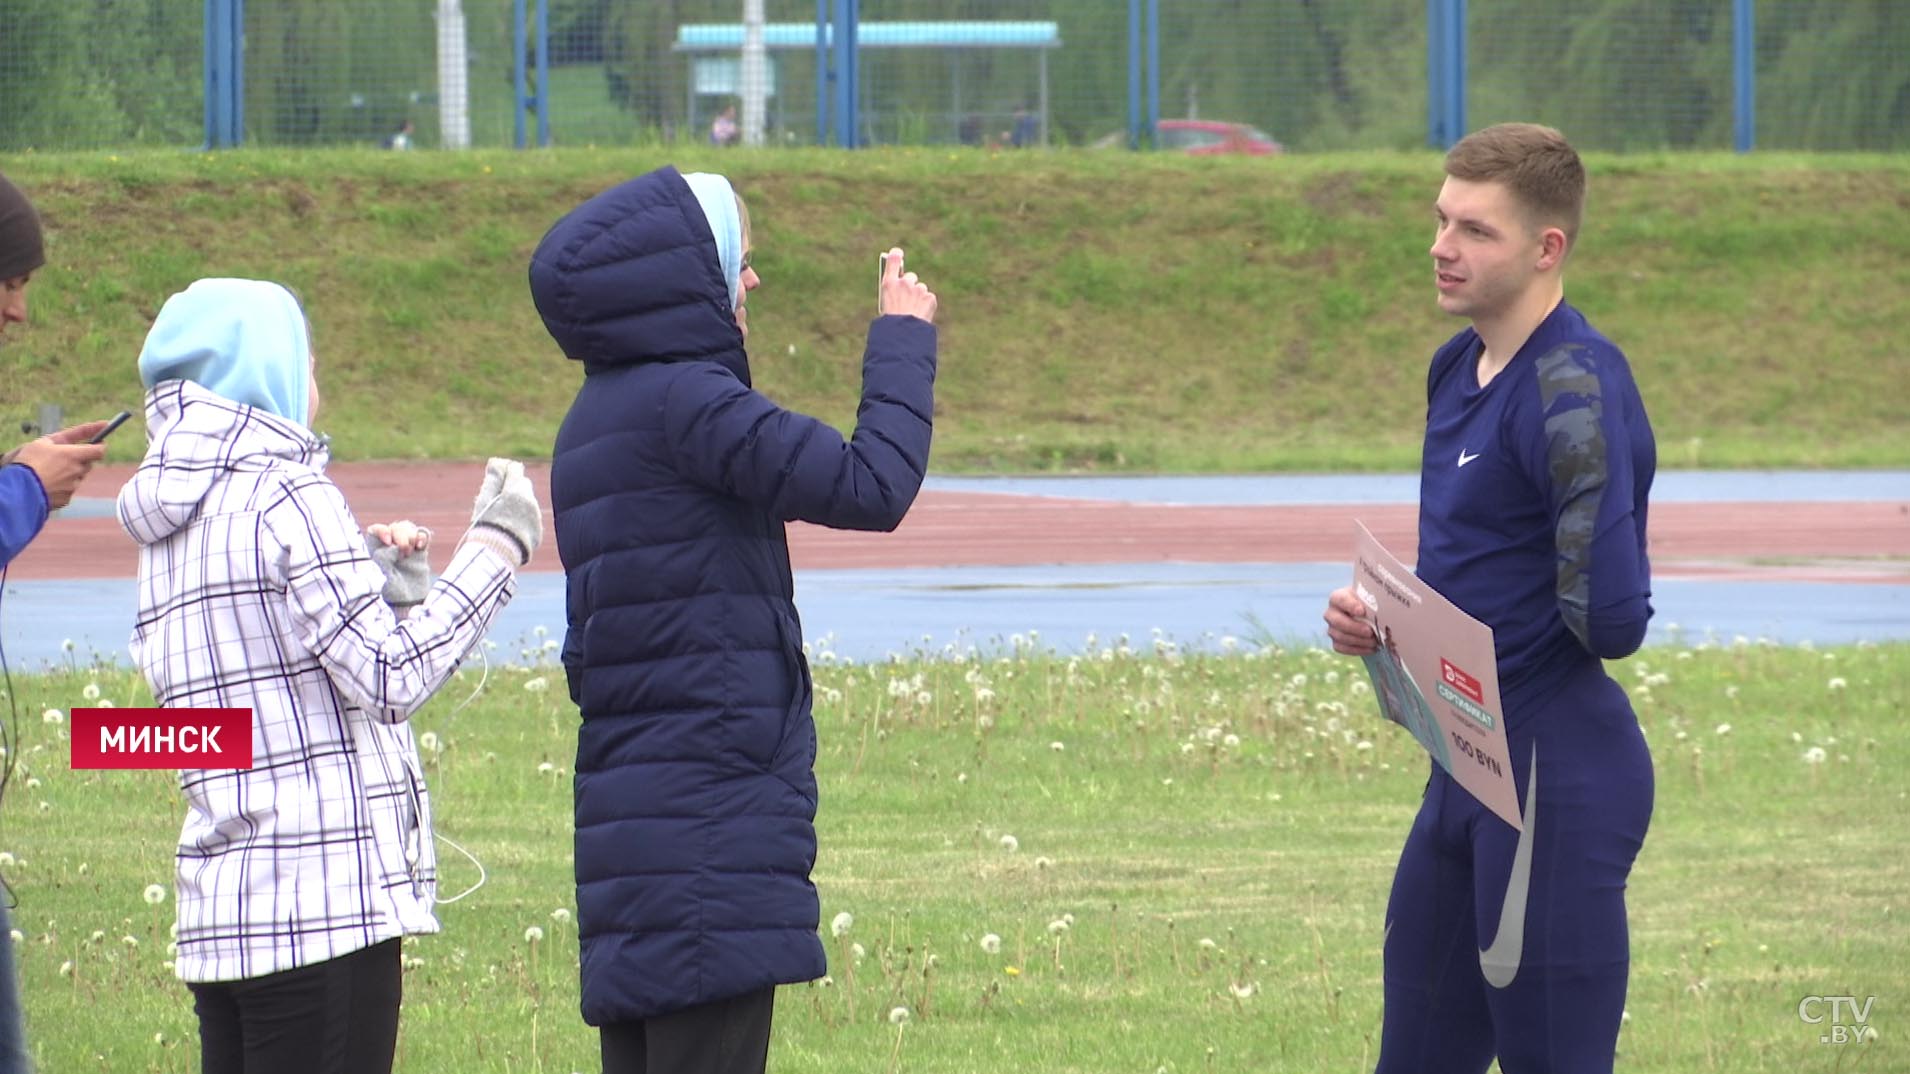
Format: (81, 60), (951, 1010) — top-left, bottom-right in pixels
(4, 149), (1906, 470)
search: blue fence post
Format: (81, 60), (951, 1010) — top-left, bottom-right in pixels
(203, 0), (219, 149)
(202, 0), (242, 149)
(512, 0), (528, 148)
(535, 0), (551, 146)
(833, 0), (858, 148)
(1733, 0), (1755, 152)
(1126, 0), (1141, 148)
(1450, 0), (1466, 142)
(1145, 0), (1160, 138)
(232, 0), (245, 143)
(816, 0), (830, 146)
(1425, 0), (1444, 148)
(1426, 0), (1466, 149)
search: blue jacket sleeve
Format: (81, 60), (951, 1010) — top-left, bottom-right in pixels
(0, 465), (51, 568)
(663, 315), (937, 531)
(1525, 344), (1653, 659)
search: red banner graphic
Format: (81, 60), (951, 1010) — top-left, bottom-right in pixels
(70, 708), (253, 770)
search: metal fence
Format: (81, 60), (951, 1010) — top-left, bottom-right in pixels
(0, 0), (1903, 154)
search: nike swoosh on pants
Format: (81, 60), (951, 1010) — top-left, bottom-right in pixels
(1479, 741), (1538, 989)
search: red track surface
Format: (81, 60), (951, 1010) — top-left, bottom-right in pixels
(9, 462), (1907, 583)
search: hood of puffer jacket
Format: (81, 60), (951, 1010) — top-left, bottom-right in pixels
(527, 165), (750, 385)
(117, 379), (330, 547)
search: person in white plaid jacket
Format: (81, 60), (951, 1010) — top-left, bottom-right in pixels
(117, 278), (543, 1074)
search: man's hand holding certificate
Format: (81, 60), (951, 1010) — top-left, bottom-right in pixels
(1351, 522), (1522, 830)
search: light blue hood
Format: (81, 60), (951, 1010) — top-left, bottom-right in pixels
(682, 171), (743, 310)
(137, 278), (312, 425)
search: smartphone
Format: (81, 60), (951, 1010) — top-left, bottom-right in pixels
(877, 252), (890, 315)
(88, 411), (133, 444)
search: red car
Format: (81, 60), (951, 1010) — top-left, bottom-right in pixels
(1155, 119), (1284, 156)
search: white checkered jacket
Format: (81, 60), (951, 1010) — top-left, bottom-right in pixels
(119, 380), (517, 983)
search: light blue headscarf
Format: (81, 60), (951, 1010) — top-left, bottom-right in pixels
(137, 278), (312, 425)
(682, 171), (743, 310)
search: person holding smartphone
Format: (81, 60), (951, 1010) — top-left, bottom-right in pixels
(0, 168), (118, 1074)
(0, 171), (115, 567)
(532, 166), (937, 1074)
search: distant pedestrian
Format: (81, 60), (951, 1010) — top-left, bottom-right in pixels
(383, 119), (415, 150)
(710, 105), (740, 147)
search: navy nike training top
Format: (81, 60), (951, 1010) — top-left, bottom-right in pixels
(1415, 300), (1655, 717)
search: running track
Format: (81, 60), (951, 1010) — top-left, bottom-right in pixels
(10, 463), (1906, 585)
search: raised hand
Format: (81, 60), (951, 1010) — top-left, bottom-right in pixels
(878, 247), (938, 324)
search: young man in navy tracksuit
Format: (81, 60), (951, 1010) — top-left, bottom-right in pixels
(1324, 123), (1656, 1074)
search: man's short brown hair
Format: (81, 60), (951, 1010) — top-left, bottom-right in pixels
(1445, 123), (1585, 247)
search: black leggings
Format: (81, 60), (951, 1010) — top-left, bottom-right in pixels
(188, 939), (403, 1074)
(601, 987), (776, 1074)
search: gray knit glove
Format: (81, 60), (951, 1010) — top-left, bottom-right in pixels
(364, 524), (434, 608)
(465, 457), (542, 566)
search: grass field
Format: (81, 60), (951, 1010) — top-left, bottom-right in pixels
(2, 640), (1902, 1072)
(3, 150), (1906, 471)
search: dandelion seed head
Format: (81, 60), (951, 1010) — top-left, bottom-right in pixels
(851, 942), (866, 961)
(552, 908), (570, 923)
(1047, 918), (1069, 936)
(1049, 741), (1065, 752)
(41, 709), (62, 726)
(888, 1006), (911, 1025)
(1229, 981), (1256, 999)
(998, 834), (1019, 853)
(524, 926), (545, 943)
(1802, 746), (1828, 765)
(1714, 723), (1732, 736)
(143, 884), (167, 905)
(524, 676), (549, 693)
(831, 911), (854, 938)
(980, 933), (1002, 954)
(81, 683), (101, 701)
(1828, 677), (1847, 691)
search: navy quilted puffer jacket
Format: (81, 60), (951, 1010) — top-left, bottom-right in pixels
(531, 166), (936, 1025)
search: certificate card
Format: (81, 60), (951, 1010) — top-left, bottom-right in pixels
(1353, 522), (1521, 830)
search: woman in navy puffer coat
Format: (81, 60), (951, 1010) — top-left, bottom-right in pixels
(531, 165), (938, 1070)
